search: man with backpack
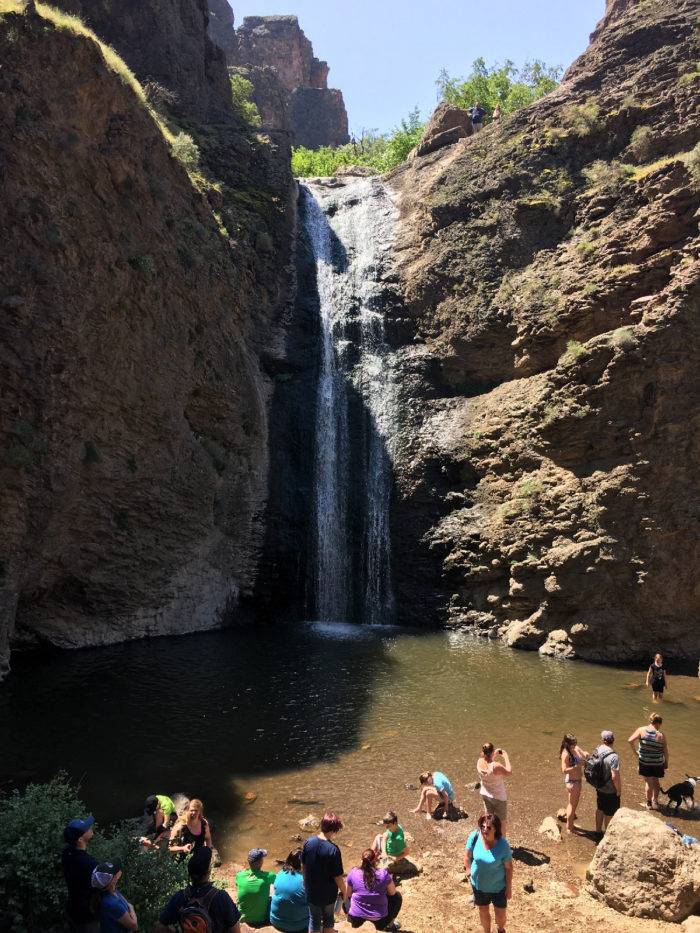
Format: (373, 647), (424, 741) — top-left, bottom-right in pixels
(585, 730), (621, 835)
(155, 846), (241, 933)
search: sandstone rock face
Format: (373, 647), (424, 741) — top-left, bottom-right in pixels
(51, 0), (234, 122)
(234, 15), (349, 148)
(384, 0), (700, 662)
(0, 4), (293, 677)
(586, 808), (700, 921)
(417, 102), (472, 156)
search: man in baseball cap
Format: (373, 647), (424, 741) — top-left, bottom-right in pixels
(62, 816), (98, 932)
(235, 847), (276, 927)
(594, 730), (621, 835)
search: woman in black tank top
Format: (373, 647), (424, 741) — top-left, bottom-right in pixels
(169, 798), (212, 855)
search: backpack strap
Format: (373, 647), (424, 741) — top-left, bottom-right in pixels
(184, 883), (218, 910)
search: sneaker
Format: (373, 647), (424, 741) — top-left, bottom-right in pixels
(386, 923), (401, 932)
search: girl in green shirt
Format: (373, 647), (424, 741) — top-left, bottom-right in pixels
(373, 811), (409, 861)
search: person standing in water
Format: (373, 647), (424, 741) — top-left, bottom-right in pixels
(560, 734), (589, 834)
(646, 653), (668, 702)
(477, 744), (512, 836)
(628, 713), (668, 810)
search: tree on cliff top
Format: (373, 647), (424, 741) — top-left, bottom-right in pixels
(437, 57), (562, 116)
(292, 108), (424, 177)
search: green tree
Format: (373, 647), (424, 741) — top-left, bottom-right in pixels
(436, 57), (561, 117)
(291, 109), (425, 177)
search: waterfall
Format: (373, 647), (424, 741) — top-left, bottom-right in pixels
(302, 177), (397, 624)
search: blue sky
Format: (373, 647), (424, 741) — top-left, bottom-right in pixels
(235, 0), (607, 135)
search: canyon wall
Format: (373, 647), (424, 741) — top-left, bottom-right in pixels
(386, 0), (700, 662)
(0, 1), (294, 677)
(208, 7), (350, 148)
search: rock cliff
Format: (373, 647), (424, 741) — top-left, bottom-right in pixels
(51, 0), (234, 122)
(386, 0), (700, 662)
(0, 1), (294, 677)
(231, 15), (349, 148)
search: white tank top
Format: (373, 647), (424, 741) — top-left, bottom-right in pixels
(478, 760), (507, 801)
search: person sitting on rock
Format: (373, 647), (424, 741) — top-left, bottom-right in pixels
(372, 811), (409, 862)
(346, 848), (402, 931)
(236, 847), (277, 928)
(155, 846), (241, 933)
(270, 849), (308, 933)
(140, 794), (177, 848)
(412, 770), (454, 819)
(169, 798), (212, 856)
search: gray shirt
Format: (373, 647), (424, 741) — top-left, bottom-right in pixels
(595, 744), (620, 794)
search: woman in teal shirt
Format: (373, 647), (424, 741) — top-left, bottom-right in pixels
(464, 814), (513, 933)
(270, 849), (308, 933)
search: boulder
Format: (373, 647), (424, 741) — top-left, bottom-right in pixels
(416, 101), (472, 156)
(539, 629), (576, 659)
(537, 816), (562, 842)
(299, 814), (320, 832)
(586, 808), (700, 921)
(681, 918), (700, 933)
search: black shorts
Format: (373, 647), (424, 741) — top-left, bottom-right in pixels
(473, 888), (507, 909)
(639, 763), (665, 778)
(596, 792), (620, 817)
(651, 682), (664, 694)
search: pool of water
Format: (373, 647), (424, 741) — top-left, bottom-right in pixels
(1, 623), (698, 863)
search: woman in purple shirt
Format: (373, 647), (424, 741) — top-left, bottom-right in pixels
(346, 849), (402, 931)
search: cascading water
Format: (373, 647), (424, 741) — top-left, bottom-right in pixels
(302, 177), (398, 624)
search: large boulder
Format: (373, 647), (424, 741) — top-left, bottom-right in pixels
(416, 101), (472, 156)
(586, 808), (700, 921)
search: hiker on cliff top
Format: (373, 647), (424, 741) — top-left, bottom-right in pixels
(470, 101), (487, 132)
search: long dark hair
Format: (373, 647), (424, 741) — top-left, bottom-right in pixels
(559, 733), (577, 755)
(283, 849), (302, 873)
(360, 848), (378, 890)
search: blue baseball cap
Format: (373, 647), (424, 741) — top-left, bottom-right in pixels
(64, 815), (95, 844)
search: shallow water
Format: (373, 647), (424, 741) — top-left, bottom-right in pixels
(1, 624), (698, 863)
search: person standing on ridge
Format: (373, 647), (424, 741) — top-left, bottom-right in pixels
(628, 713), (668, 810)
(646, 652), (668, 702)
(470, 101), (487, 132)
(492, 103), (502, 122)
(477, 744), (512, 836)
(62, 815), (99, 933)
(591, 730), (621, 834)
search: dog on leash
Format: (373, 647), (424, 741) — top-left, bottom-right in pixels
(659, 775), (698, 812)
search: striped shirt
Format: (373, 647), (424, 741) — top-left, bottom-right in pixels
(638, 728), (665, 766)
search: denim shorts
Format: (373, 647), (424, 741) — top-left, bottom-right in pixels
(308, 901), (335, 932)
(473, 887), (507, 909)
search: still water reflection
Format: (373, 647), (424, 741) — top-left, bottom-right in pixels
(1, 624), (698, 862)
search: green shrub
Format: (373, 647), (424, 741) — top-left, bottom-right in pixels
(582, 159), (633, 192)
(436, 57), (561, 117)
(560, 101), (600, 135)
(128, 253), (156, 277)
(560, 339), (586, 363)
(628, 126), (655, 161)
(0, 776), (189, 932)
(230, 73), (261, 128)
(291, 109), (425, 177)
(687, 141), (700, 188)
(171, 132), (200, 171)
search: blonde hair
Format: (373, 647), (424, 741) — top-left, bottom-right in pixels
(172, 798), (205, 839)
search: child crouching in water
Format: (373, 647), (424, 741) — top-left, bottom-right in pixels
(373, 811), (409, 862)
